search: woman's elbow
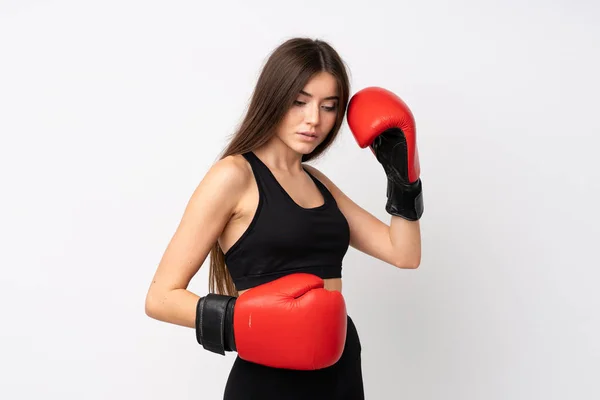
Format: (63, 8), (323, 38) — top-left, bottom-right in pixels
(144, 291), (162, 319)
(395, 255), (421, 269)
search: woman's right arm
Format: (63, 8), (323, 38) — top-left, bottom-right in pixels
(144, 156), (248, 329)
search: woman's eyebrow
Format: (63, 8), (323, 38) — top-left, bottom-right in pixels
(299, 90), (339, 100)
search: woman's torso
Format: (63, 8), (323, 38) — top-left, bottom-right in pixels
(218, 152), (345, 296)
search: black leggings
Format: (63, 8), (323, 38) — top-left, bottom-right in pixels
(223, 316), (364, 399)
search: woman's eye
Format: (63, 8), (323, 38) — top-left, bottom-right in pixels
(293, 100), (336, 112)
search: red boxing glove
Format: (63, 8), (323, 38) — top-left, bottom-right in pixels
(347, 87), (423, 220)
(196, 273), (347, 370)
(235, 273), (347, 369)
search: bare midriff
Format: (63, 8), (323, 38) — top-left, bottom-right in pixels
(237, 277), (342, 297)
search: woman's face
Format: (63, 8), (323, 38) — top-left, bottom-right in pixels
(276, 71), (339, 155)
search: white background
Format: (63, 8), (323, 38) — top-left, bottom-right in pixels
(1, 0), (599, 399)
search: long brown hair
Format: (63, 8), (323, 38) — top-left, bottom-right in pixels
(208, 37), (351, 296)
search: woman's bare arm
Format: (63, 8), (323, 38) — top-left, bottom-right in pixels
(144, 156), (249, 328)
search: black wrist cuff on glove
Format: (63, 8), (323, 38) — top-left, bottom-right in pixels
(386, 178), (424, 221)
(195, 294), (237, 355)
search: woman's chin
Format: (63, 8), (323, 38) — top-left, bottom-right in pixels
(293, 144), (319, 155)
(291, 137), (321, 153)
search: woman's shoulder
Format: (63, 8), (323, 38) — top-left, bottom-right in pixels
(302, 163), (335, 190)
(302, 163), (350, 204)
(219, 153), (251, 174)
(199, 154), (253, 198)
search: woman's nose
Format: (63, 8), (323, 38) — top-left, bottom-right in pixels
(304, 103), (320, 125)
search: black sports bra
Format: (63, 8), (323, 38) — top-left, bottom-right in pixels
(223, 151), (350, 291)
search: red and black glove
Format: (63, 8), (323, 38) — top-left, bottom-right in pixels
(347, 86), (423, 221)
(196, 273), (347, 370)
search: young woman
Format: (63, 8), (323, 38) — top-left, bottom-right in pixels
(145, 37), (423, 399)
